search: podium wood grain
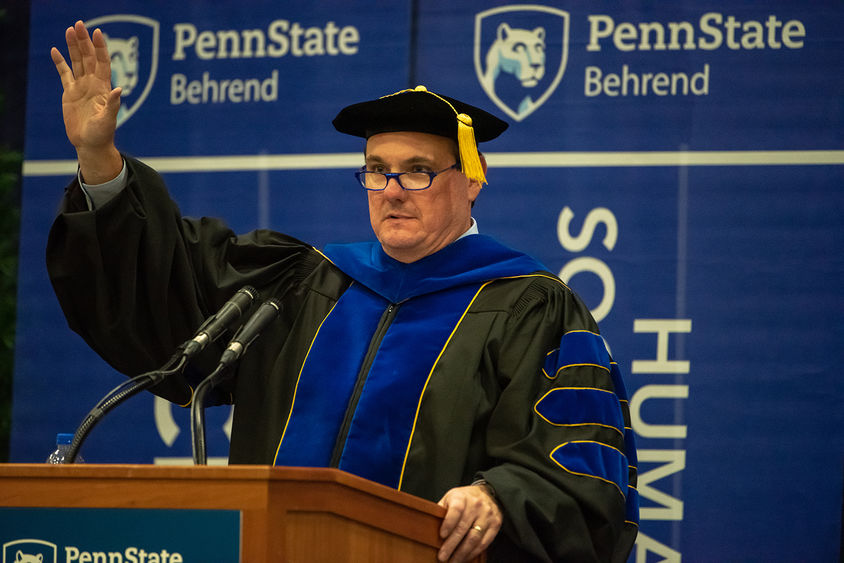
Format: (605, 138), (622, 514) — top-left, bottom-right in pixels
(0, 464), (484, 562)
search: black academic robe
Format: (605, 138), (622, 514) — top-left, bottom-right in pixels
(47, 157), (638, 562)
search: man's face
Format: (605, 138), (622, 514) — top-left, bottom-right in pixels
(365, 131), (482, 263)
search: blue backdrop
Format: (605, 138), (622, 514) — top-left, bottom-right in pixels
(13, 1), (844, 560)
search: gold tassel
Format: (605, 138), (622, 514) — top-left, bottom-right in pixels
(456, 113), (487, 186)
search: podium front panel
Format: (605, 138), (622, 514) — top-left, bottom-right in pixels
(1, 507), (241, 562)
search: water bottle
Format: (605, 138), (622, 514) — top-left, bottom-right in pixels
(46, 433), (83, 464)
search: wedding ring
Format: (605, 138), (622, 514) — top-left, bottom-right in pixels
(472, 524), (483, 533)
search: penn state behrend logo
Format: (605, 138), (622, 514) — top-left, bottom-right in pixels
(2, 539), (57, 563)
(84, 14), (160, 128)
(474, 5), (569, 122)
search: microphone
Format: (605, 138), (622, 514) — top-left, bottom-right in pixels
(62, 286), (259, 464)
(217, 298), (283, 368)
(191, 298), (282, 464)
(182, 286), (259, 358)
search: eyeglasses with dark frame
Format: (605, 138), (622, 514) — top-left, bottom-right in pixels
(354, 163), (459, 191)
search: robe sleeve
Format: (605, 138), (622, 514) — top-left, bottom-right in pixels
(46, 156), (314, 403)
(479, 279), (638, 562)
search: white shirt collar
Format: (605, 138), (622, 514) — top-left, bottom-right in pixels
(456, 217), (479, 241)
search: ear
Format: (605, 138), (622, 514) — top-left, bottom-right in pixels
(497, 23), (511, 42)
(467, 153), (487, 203)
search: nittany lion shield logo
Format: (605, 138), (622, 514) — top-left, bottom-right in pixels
(84, 14), (160, 128)
(474, 5), (569, 122)
(2, 539), (57, 563)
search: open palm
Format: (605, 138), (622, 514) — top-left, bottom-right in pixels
(51, 21), (122, 151)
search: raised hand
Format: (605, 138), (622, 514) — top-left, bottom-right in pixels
(51, 20), (123, 183)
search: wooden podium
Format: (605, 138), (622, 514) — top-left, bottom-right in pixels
(0, 463), (484, 562)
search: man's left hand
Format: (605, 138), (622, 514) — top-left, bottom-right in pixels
(437, 483), (502, 562)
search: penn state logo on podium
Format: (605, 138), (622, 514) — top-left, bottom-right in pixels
(84, 14), (160, 128)
(474, 5), (570, 122)
(2, 539), (57, 563)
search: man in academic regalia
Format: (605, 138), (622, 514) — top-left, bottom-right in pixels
(47, 21), (638, 562)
